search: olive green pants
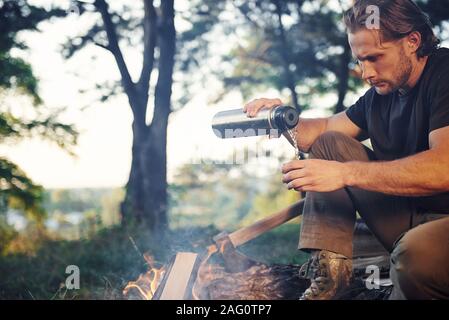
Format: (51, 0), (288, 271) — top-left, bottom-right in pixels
(299, 131), (449, 300)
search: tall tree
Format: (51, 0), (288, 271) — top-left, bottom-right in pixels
(0, 0), (77, 225)
(65, 0), (175, 232)
(179, 0), (362, 115)
(203, 0), (449, 115)
(228, 0), (360, 114)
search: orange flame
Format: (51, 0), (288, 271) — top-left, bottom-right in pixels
(124, 245), (224, 300)
(123, 253), (166, 300)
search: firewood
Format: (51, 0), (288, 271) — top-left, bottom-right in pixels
(193, 263), (310, 300)
(153, 252), (201, 300)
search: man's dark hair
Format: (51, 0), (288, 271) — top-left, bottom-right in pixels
(343, 0), (440, 57)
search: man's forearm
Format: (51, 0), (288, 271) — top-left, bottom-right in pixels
(296, 118), (328, 153)
(344, 149), (449, 196)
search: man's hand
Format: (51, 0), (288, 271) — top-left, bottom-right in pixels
(282, 159), (350, 193)
(243, 98), (283, 117)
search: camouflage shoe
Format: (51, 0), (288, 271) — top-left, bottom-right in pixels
(299, 250), (352, 300)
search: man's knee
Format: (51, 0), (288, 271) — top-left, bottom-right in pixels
(391, 222), (449, 299)
(309, 131), (369, 162)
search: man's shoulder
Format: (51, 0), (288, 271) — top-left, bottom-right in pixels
(431, 47), (449, 60)
(426, 47), (449, 76)
(417, 47), (449, 98)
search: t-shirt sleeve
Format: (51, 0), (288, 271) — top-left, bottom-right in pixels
(429, 68), (449, 132)
(345, 90), (370, 131)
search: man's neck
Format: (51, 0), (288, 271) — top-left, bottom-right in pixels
(399, 55), (429, 95)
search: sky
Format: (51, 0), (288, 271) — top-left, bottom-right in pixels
(0, 0), (340, 189)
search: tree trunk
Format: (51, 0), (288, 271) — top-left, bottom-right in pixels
(334, 41), (352, 114)
(122, 102), (170, 233)
(120, 0), (175, 234)
(121, 119), (146, 225)
(141, 123), (169, 232)
(273, 0), (301, 113)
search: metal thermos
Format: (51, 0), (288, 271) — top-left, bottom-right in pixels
(211, 106), (299, 139)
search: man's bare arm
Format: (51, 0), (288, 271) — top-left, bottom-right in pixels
(296, 112), (365, 152)
(344, 126), (449, 196)
(243, 98), (365, 152)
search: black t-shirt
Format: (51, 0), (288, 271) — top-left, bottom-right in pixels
(346, 47), (449, 213)
(346, 47), (449, 161)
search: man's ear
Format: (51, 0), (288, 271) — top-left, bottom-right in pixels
(406, 31), (422, 55)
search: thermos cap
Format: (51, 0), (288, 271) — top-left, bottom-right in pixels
(271, 106), (299, 131)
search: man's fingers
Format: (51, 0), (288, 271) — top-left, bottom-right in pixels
(282, 160), (306, 174)
(294, 185), (315, 192)
(287, 178), (313, 190)
(282, 170), (307, 184)
(243, 98), (282, 117)
(246, 100), (264, 117)
(242, 102), (251, 113)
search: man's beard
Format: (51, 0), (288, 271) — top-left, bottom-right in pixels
(374, 48), (413, 95)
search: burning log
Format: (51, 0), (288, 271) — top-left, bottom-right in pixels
(193, 263), (310, 300)
(123, 249), (309, 300)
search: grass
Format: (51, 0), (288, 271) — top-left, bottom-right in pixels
(239, 222), (310, 265)
(0, 222), (307, 299)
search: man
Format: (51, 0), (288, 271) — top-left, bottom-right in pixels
(244, 0), (449, 300)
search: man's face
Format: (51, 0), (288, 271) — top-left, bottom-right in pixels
(348, 29), (413, 95)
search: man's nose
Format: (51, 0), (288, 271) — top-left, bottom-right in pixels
(361, 62), (376, 82)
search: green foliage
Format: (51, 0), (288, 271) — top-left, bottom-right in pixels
(0, 0), (78, 248)
(0, 53), (41, 104)
(169, 144), (300, 231)
(178, 0), (449, 113)
(176, 0), (357, 111)
(240, 171), (301, 226)
(0, 225), (161, 299)
(0, 0), (66, 52)
(0, 216), (18, 255)
(45, 189), (103, 214)
(220, 0), (353, 109)
(39, 188), (124, 240)
(100, 188), (124, 227)
(0, 157), (45, 222)
(169, 162), (260, 230)
(240, 223), (309, 265)
(0, 109), (78, 152)
(0, 0), (66, 102)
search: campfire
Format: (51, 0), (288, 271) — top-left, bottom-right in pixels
(123, 200), (310, 300)
(123, 253), (166, 300)
(123, 245), (309, 300)
(123, 199), (393, 300)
